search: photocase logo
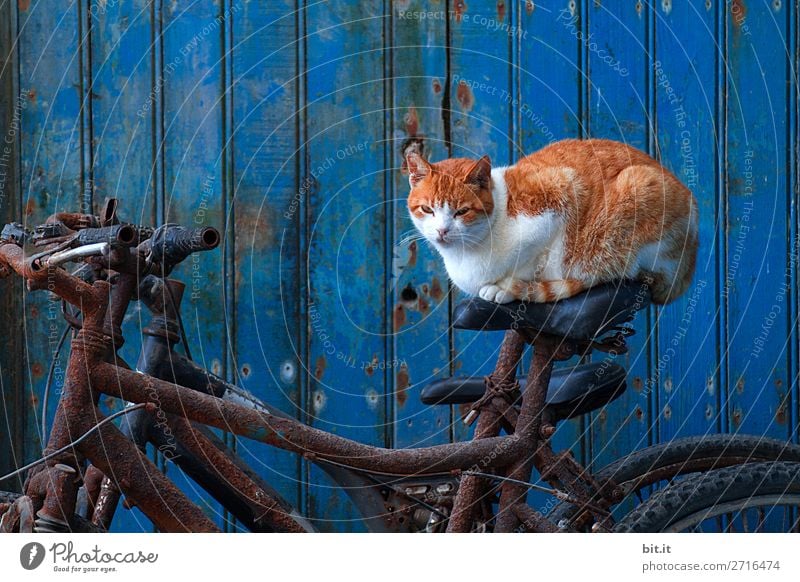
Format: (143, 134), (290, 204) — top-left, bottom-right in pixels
(20, 542), (46, 570)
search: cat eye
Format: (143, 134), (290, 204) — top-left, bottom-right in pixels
(454, 208), (470, 217)
(420, 205), (434, 214)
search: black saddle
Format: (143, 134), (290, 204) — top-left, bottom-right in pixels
(453, 280), (651, 341)
(420, 362), (627, 422)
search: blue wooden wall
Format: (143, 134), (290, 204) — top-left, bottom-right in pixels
(0, 0), (798, 531)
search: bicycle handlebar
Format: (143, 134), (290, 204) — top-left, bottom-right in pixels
(141, 224), (221, 274)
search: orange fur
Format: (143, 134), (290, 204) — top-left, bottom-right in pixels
(406, 139), (698, 304)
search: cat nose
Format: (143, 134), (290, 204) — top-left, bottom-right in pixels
(436, 227), (449, 239)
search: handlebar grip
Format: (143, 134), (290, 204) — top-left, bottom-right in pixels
(147, 225), (221, 269)
(76, 224), (139, 247)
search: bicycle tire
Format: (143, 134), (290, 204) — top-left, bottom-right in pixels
(613, 461), (800, 532)
(548, 434), (800, 528)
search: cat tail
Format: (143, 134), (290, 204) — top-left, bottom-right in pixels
(513, 279), (587, 303)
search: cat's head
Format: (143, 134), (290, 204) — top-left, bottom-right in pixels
(405, 153), (494, 250)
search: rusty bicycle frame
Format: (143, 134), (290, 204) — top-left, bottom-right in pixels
(0, 218), (628, 532)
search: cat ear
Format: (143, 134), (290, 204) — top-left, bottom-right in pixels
(406, 152), (431, 188)
(465, 155), (492, 189)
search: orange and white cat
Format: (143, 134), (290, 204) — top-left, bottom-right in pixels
(406, 139), (697, 304)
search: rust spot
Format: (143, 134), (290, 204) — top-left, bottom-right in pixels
(731, 0), (746, 26)
(396, 364), (409, 407)
(407, 240), (417, 267)
(776, 406), (786, 425)
(314, 355), (326, 381)
(421, 283), (429, 294)
(497, 0), (505, 21)
(241, 365), (250, 378)
(365, 364), (374, 376)
(663, 405), (672, 420)
(25, 198), (36, 216)
(18, 0), (30, 12)
(393, 304), (406, 329)
(456, 80), (474, 111)
(775, 378), (783, 388)
(458, 403), (471, 419)
(430, 277), (444, 301)
(525, 0), (535, 14)
(404, 106), (419, 136)
(632, 376), (643, 391)
(30, 305), (39, 318)
(27, 88), (36, 101)
(732, 407), (743, 427)
(30, 393), (38, 407)
(31, 361), (43, 378)
(432, 78), (442, 94)
(454, 0), (467, 22)
(634, 406), (643, 421)
(735, 377), (744, 394)
(417, 295), (430, 313)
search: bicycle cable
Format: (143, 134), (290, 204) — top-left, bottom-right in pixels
(0, 403), (147, 484)
(165, 279), (192, 362)
(463, 469), (611, 515)
(40, 323), (71, 444)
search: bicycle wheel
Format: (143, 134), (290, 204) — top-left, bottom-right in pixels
(614, 462), (800, 532)
(549, 434), (800, 529)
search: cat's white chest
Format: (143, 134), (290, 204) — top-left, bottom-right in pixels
(439, 212), (564, 295)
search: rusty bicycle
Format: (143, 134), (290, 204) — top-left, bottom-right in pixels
(1, 201), (800, 533)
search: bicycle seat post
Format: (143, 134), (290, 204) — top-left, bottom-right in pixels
(447, 330), (525, 532)
(494, 332), (565, 532)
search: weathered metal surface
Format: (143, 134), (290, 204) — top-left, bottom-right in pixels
(654, 0), (719, 444)
(448, 0), (518, 447)
(517, 3), (585, 515)
(447, 330), (525, 532)
(231, 0), (304, 531)
(2, 1), (799, 533)
(16, 0), (88, 484)
(304, 1), (389, 530)
(586, 1), (652, 473)
(726, 0), (791, 440)
(392, 0), (452, 452)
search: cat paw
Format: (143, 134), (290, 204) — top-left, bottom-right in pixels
(478, 284), (515, 304)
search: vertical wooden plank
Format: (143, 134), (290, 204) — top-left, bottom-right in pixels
(585, 1), (651, 467)
(231, 0), (303, 522)
(725, 0), (791, 440)
(792, 0), (800, 444)
(391, 1), (451, 448)
(518, 0), (585, 512)
(449, 0), (517, 441)
(518, 0), (583, 458)
(161, 1), (231, 529)
(304, 0), (388, 531)
(0, 0), (24, 482)
(17, 0), (88, 466)
(90, 0), (159, 532)
(654, 1), (720, 441)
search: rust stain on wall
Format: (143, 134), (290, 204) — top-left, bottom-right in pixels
(314, 355), (326, 381)
(453, 0), (467, 22)
(393, 304), (406, 329)
(396, 364), (410, 407)
(456, 80), (474, 111)
(404, 106), (419, 136)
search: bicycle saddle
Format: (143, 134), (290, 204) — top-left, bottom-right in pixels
(420, 362), (627, 422)
(452, 280), (651, 341)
